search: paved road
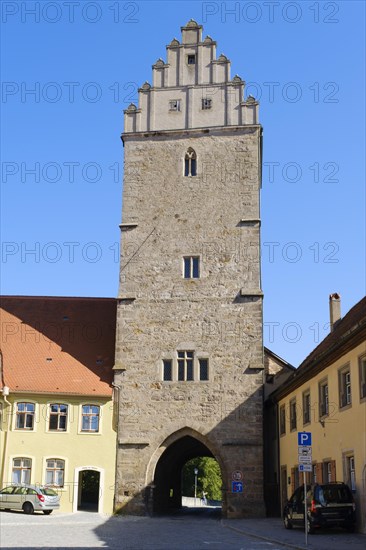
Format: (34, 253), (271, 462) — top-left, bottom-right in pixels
(0, 509), (365, 550)
(0, 510), (289, 549)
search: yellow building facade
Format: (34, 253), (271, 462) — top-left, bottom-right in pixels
(274, 295), (366, 533)
(0, 394), (116, 513)
(0, 296), (117, 514)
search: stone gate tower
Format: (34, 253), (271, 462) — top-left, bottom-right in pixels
(114, 20), (264, 518)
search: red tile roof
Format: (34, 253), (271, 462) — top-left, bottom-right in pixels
(0, 296), (116, 396)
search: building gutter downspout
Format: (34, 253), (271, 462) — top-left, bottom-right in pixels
(0, 350), (11, 487)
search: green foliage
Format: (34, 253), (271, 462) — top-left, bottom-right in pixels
(182, 457), (222, 501)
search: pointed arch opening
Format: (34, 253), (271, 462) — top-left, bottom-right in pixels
(148, 431), (223, 516)
(184, 148), (197, 177)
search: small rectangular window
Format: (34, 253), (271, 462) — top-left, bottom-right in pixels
(12, 458), (31, 484)
(339, 366), (351, 408)
(319, 380), (329, 417)
(199, 359), (209, 381)
(290, 399), (297, 431)
(169, 99), (180, 111)
(163, 360), (172, 381)
(177, 351), (194, 382)
(279, 405), (286, 435)
(359, 355), (366, 399)
(184, 256), (200, 279)
(81, 405), (100, 432)
(46, 459), (65, 487)
(187, 55), (196, 65)
(16, 403), (35, 430)
(302, 390), (311, 425)
(49, 404), (68, 431)
(202, 98), (212, 110)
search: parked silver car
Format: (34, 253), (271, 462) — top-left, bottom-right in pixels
(0, 484), (60, 514)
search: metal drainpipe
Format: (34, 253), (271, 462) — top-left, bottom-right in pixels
(1, 387), (12, 487)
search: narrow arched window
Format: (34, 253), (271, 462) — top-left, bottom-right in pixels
(184, 148), (197, 177)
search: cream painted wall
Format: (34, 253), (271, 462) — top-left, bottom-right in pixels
(0, 394), (116, 514)
(278, 341), (366, 533)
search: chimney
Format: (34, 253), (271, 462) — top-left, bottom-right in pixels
(329, 293), (341, 331)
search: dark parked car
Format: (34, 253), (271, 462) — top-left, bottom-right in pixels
(283, 483), (356, 534)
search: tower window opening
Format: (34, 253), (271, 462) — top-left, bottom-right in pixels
(184, 148), (197, 177)
(178, 351), (194, 381)
(184, 256), (200, 279)
(202, 98), (212, 110)
(187, 55), (196, 65)
(169, 99), (181, 112)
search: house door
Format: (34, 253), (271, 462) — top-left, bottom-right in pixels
(78, 470), (100, 512)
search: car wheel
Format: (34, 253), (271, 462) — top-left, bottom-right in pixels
(284, 514), (292, 529)
(306, 518), (315, 534)
(23, 502), (34, 515)
(43, 510), (53, 515)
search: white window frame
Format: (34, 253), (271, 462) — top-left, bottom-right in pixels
(15, 402), (36, 431)
(12, 457), (32, 484)
(79, 404), (101, 434)
(45, 458), (65, 488)
(48, 403), (68, 432)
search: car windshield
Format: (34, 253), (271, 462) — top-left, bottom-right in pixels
(316, 485), (352, 504)
(40, 487), (58, 496)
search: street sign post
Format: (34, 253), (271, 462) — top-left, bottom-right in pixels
(232, 481), (243, 493)
(299, 464), (312, 472)
(232, 471), (243, 481)
(298, 432), (312, 547)
(298, 432), (312, 446)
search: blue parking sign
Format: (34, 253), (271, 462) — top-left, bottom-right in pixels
(298, 432), (312, 446)
(232, 481), (243, 493)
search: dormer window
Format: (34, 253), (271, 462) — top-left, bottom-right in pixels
(187, 54), (196, 65)
(202, 98), (212, 110)
(169, 99), (181, 111)
(184, 148), (197, 177)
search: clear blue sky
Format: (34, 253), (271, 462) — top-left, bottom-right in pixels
(1, 1), (365, 367)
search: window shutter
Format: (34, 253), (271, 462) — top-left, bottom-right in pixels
(330, 460), (336, 482)
(316, 463), (323, 484)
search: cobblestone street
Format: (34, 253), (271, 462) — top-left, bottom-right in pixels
(1, 510), (365, 550)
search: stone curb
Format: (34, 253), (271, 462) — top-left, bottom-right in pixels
(221, 520), (307, 550)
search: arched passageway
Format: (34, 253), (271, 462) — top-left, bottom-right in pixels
(152, 435), (221, 515)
